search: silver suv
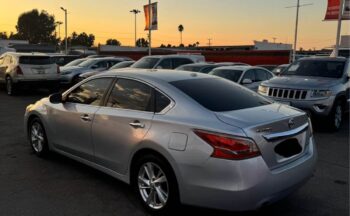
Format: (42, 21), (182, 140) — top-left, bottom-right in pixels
(258, 57), (349, 131)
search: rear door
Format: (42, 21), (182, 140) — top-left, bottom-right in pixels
(18, 56), (58, 80)
(92, 78), (154, 174)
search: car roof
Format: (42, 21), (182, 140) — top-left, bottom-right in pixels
(299, 56), (347, 62)
(213, 65), (253, 71)
(179, 63), (214, 67)
(101, 69), (213, 83)
(5, 52), (48, 57)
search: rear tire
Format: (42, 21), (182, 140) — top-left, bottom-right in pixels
(5, 76), (17, 96)
(326, 100), (343, 131)
(28, 117), (49, 157)
(132, 154), (179, 215)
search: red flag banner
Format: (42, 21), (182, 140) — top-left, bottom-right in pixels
(144, 2), (158, 30)
(324, 0), (350, 20)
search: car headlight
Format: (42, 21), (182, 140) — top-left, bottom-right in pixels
(258, 85), (268, 95)
(310, 90), (332, 98)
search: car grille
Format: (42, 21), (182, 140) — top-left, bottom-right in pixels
(268, 88), (308, 100)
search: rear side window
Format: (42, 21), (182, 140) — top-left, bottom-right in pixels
(19, 56), (52, 65)
(210, 69), (243, 82)
(170, 78), (270, 112)
(155, 91), (171, 113)
(106, 79), (153, 111)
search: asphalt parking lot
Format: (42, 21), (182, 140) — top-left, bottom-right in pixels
(0, 90), (348, 216)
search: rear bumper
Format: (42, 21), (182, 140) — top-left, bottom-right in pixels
(178, 136), (317, 211)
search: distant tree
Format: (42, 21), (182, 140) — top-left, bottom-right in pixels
(16, 9), (56, 44)
(136, 38), (149, 47)
(160, 44), (166, 48)
(178, 24), (184, 46)
(179, 43), (184, 48)
(167, 44), (172, 48)
(8, 32), (24, 40)
(68, 31), (95, 47)
(106, 38), (121, 46)
(196, 41), (200, 47)
(0, 32), (8, 39)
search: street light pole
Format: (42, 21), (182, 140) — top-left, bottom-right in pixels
(56, 21), (63, 39)
(130, 9), (141, 47)
(60, 7), (68, 54)
(286, 1), (313, 62)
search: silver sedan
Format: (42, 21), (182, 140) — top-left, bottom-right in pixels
(24, 69), (317, 214)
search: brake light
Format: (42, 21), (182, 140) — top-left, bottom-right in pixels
(16, 66), (23, 75)
(194, 130), (260, 160)
(57, 65), (60, 74)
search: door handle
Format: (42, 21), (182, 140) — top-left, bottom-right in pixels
(80, 114), (91, 122)
(129, 121), (145, 129)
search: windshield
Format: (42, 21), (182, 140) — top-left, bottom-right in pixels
(282, 60), (345, 78)
(209, 69), (243, 82)
(170, 78), (270, 112)
(131, 57), (160, 69)
(65, 58), (86, 67)
(78, 59), (97, 68)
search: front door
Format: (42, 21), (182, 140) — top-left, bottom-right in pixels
(50, 77), (113, 161)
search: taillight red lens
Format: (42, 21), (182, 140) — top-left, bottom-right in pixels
(57, 65), (60, 74)
(16, 66), (23, 75)
(194, 130), (260, 160)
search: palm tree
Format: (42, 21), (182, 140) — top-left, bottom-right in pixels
(178, 24), (184, 46)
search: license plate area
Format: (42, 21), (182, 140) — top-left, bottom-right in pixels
(274, 138), (302, 158)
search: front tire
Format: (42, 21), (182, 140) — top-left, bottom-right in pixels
(326, 100), (343, 131)
(28, 118), (49, 157)
(132, 154), (179, 215)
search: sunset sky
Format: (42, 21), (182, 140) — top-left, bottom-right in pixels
(0, 0), (349, 49)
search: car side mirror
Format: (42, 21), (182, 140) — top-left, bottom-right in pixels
(242, 78), (253, 84)
(49, 93), (63, 104)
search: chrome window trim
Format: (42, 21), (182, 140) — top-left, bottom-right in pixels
(263, 123), (309, 141)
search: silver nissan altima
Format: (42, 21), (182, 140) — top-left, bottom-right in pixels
(24, 69), (317, 214)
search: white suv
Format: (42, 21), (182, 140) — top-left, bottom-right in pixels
(0, 52), (60, 95)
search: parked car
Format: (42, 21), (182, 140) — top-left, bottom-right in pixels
(109, 60), (135, 70)
(331, 48), (350, 58)
(131, 54), (205, 69)
(86, 55), (133, 60)
(79, 60), (135, 80)
(0, 52), (60, 95)
(61, 58), (87, 67)
(48, 54), (81, 66)
(25, 69), (316, 214)
(272, 64), (290, 76)
(215, 62), (249, 66)
(209, 66), (274, 91)
(258, 57), (349, 131)
(175, 63), (220, 73)
(256, 64), (278, 72)
(60, 57), (124, 85)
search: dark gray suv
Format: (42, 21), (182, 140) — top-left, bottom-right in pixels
(258, 57), (349, 131)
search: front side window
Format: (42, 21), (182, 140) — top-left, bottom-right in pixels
(255, 69), (269, 81)
(66, 78), (113, 105)
(106, 79), (153, 111)
(242, 70), (256, 82)
(157, 59), (172, 69)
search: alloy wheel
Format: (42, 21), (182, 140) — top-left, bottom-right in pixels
(30, 122), (45, 153)
(138, 162), (169, 210)
(334, 105), (342, 129)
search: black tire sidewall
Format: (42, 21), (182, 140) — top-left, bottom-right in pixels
(132, 154), (179, 215)
(29, 118), (49, 157)
(327, 100), (343, 131)
(6, 76), (15, 95)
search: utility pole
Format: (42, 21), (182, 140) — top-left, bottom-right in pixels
(60, 7), (68, 54)
(56, 21), (63, 39)
(207, 38), (212, 48)
(286, 1), (313, 62)
(130, 9), (141, 47)
(335, 0), (344, 57)
(273, 37), (277, 43)
(148, 0), (152, 55)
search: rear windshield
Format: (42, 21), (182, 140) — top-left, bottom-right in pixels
(282, 60), (345, 78)
(131, 57), (160, 69)
(170, 78), (270, 112)
(209, 69), (243, 82)
(19, 56), (52, 65)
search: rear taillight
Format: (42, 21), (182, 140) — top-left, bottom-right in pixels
(16, 66), (23, 75)
(57, 65), (60, 74)
(194, 129), (260, 160)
